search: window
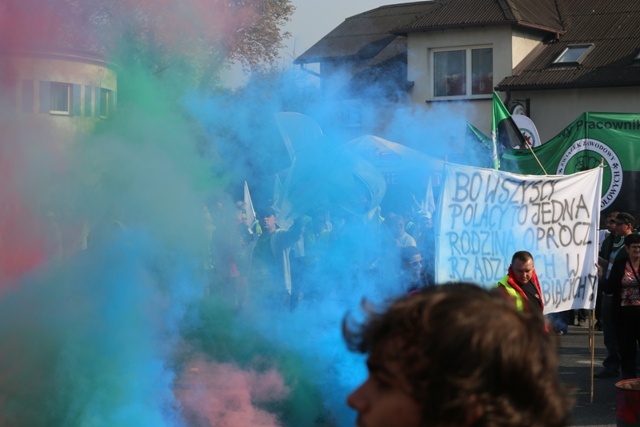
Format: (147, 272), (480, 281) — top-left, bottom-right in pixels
(50, 82), (71, 114)
(553, 44), (593, 65)
(433, 47), (492, 98)
(100, 88), (113, 118)
(434, 50), (465, 97)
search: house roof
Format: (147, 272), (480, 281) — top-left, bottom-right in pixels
(394, 0), (563, 35)
(294, 0), (563, 65)
(296, 0), (640, 91)
(294, 2), (433, 64)
(497, 0), (640, 90)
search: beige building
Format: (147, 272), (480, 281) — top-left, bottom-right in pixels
(295, 0), (640, 143)
(0, 48), (118, 258)
(1, 48), (118, 145)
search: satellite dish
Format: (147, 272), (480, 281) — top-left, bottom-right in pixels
(510, 102), (527, 116)
(512, 114), (541, 148)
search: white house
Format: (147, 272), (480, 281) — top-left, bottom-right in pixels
(295, 0), (640, 143)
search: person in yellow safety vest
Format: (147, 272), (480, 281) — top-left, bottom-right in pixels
(496, 250), (544, 314)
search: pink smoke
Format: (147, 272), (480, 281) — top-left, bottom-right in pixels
(176, 356), (290, 427)
(0, 123), (51, 291)
(0, 1), (65, 53)
(0, 0), (265, 60)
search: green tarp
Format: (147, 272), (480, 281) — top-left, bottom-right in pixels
(501, 112), (640, 215)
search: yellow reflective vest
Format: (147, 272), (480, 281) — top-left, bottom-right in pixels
(496, 275), (525, 312)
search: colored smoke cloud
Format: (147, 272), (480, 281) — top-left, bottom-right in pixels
(0, 0), (491, 426)
(177, 356), (290, 427)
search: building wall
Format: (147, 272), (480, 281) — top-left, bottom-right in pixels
(0, 50), (117, 146)
(310, 21), (640, 150)
(507, 87), (640, 142)
(408, 26), (513, 103)
(406, 26), (551, 138)
(404, 25), (640, 144)
(406, 26), (515, 136)
(511, 27), (544, 68)
(312, 25), (552, 141)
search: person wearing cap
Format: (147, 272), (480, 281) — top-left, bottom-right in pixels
(595, 212), (636, 378)
(249, 207), (304, 310)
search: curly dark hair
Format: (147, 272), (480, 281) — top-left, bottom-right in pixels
(343, 283), (573, 427)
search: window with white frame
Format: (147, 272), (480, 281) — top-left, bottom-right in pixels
(50, 82), (72, 114)
(433, 47), (493, 98)
(553, 44), (593, 65)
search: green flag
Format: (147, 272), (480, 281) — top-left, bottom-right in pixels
(491, 92), (526, 169)
(501, 112), (640, 214)
(466, 122), (491, 149)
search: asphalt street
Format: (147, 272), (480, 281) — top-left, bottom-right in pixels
(559, 323), (619, 427)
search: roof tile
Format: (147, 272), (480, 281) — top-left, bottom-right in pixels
(296, 0), (640, 90)
(498, 0), (640, 89)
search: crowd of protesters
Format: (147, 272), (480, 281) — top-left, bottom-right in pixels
(207, 191), (640, 372)
(199, 189), (640, 425)
(205, 197), (437, 311)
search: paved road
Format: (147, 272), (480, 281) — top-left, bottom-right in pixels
(559, 324), (619, 427)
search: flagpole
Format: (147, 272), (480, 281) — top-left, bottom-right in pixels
(590, 308), (595, 403)
(589, 158), (605, 404)
(524, 141), (549, 175)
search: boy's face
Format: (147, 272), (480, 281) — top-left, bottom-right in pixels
(347, 358), (422, 427)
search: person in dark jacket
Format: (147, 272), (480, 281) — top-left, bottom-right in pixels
(604, 232), (640, 379)
(595, 212), (636, 378)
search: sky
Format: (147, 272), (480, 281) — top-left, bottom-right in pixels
(222, 0), (412, 85)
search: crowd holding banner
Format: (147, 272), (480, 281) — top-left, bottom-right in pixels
(435, 163), (603, 314)
(268, 109), (631, 315)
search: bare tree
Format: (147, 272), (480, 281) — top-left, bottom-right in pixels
(0, 0), (295, 87)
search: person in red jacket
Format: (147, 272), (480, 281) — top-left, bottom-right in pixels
(496, 250), (544, 314)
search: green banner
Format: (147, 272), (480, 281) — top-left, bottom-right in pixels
(502, 112), (640, 215)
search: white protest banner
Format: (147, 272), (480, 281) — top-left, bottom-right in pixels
(435, 163), (603, 314)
